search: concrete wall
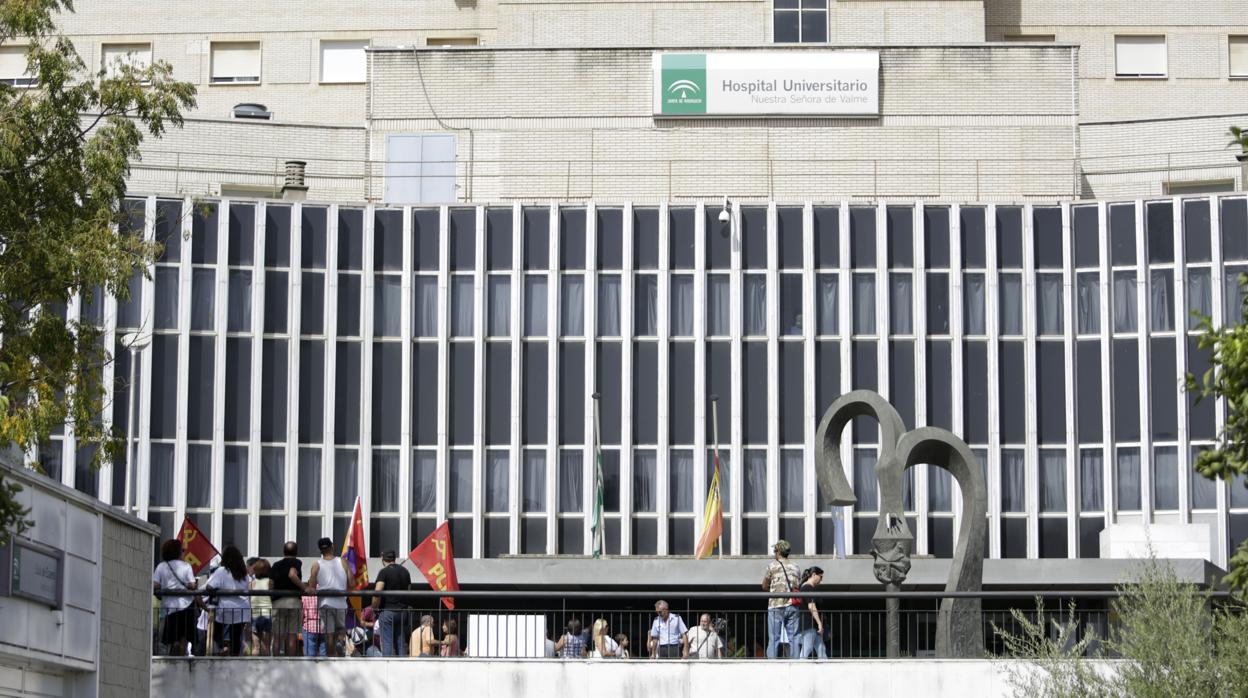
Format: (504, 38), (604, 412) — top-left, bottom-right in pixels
(152, 657), (1120, 698)
(366, 45), (1078, 201)
(0, 461), (159, 697)
(97, 518), (158, 698)
(831, 1), (984, 44)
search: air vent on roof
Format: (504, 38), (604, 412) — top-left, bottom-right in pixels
(232, 103), (272, 120)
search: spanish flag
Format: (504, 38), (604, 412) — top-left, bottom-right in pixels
(694, 450), (724, 559)
(341, 497), (370, 618)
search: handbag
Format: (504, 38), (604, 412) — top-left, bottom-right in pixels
(780, 563), (802, 607)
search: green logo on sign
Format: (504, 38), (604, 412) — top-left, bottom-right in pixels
(661, 54), (706, 115)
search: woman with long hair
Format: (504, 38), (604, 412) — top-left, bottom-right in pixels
(205, 546), (252, 656)
(152, 539), (197, 656)
(589, 618), (619, 658)
(249, 558), (273, 655)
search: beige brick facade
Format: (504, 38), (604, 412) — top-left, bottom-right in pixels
(42, 1), (1246, 200)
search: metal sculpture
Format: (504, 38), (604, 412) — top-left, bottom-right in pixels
(814, 390), (987, 658)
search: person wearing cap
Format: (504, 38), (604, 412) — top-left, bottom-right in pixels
(370, 549), (413, 656)
(761, 539), (801, 658)
(306, 537), (351, 657)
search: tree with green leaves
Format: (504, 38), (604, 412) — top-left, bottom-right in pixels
(1187, 271), (1248, 591)
(996, 557), (1248, 698)
(0, 0), (195, 544)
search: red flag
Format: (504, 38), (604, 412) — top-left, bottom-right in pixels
(177, 516), (219, 575)
(407, 521), (460, 610)
(341, 497), (370, 618)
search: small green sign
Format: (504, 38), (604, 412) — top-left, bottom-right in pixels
(661, 54), (707, 115)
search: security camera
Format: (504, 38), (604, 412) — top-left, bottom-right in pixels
(717, 207), (730, 224)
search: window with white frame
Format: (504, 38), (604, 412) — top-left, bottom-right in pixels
(101, 43), (151, 78)
(320, 39), (368, 83)
(383, 133), (456, 204)
(773, 0), (828, 44)
(1231, 36), (1248, 78)
(0, 46), (34, 87)
(210, 42), (261, 84)
(1114, 35), (1167, 78)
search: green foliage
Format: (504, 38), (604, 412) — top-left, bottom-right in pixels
(1231, 126), (1248, 153)
(1186, 272), (1248, 590)
(0, 0), (195, 543)
(992, 600), (1106, 698)
(997, 558), (1248, 698)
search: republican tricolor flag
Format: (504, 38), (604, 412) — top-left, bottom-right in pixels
(341, 497), (370, 618)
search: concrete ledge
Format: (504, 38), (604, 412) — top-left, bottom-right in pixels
(153, 657), (1121, 698)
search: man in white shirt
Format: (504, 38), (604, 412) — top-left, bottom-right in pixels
(687, 614), (723, 659)
(307, 537), (351, 657)
(647, 600), (689, 658)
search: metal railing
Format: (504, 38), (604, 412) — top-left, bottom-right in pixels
(150, 588), (1212, 660)
(128, 145), (1246, 203)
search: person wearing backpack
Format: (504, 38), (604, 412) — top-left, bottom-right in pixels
(761, 539), (801, 658)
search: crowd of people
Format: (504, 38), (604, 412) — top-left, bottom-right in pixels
(153, 536), (829, 660)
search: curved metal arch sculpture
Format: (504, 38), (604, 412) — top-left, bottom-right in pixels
(815, 390), (987, 658)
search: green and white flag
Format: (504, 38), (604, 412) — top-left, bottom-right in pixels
(591, 395), (605, 558)
(591, 446), (604, 558)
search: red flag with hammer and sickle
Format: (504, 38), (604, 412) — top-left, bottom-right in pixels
(177, 516), (220, 575)
(407, 521), (460, 610)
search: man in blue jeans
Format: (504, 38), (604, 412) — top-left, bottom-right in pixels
(370, 550), (413, 656)
(762, 540), (800, 658)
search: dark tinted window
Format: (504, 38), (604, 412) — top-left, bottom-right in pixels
(487, 208), (513, 271)
(1033, 207), (1063, 269)
(960, 207), (986, 268)
(850, 208), (876, 267)
(1146, 202), (1174, 263)
(449, 208), (475, 271)
(596, 209), (623, 270)
(924, 207), (950, 268)
(634, 208), (660, 270)
(814, 206), (839, 267)
(669, 208), (695, 270)
(413, 209), (439, 271)
(559, 208), (586, 270)
(778, 207), (803, 269)
(1109, 204), (1136, 266)
(1072, 206), (1099, 267)
(337, 208), (364, 270)
(996, 207), (1022, 268)
(887, 206), (913, 267)
(1182, 199), (1211, 263)
(523, 207), (549, 269)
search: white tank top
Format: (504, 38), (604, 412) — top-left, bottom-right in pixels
(317, 556), (348, 609)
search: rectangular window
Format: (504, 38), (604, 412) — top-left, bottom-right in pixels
(210, 42), (261, 83)
(1115, 35), (1167, 77)
(773, 0), (828, 44)
(320, 40), (368, 83)
(0, 46), (34, 87)
(101, 43), (151, 78)
(384, 134), (456, 204)
(1079, 450), (1103, 512)
(1230, 36), (1248, 78)
(1116, 447), (1141, 512)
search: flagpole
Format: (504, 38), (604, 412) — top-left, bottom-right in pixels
(591, 391), (604, 559)
(710, 394), (722, 560)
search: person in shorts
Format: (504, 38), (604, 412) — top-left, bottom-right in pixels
(269, 541), (306, 656)
(307, 537), (350, 657)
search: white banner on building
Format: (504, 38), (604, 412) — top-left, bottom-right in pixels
(653, 51), (880, 118)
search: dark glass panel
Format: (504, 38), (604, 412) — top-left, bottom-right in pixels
(337, 208), (364, 271)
